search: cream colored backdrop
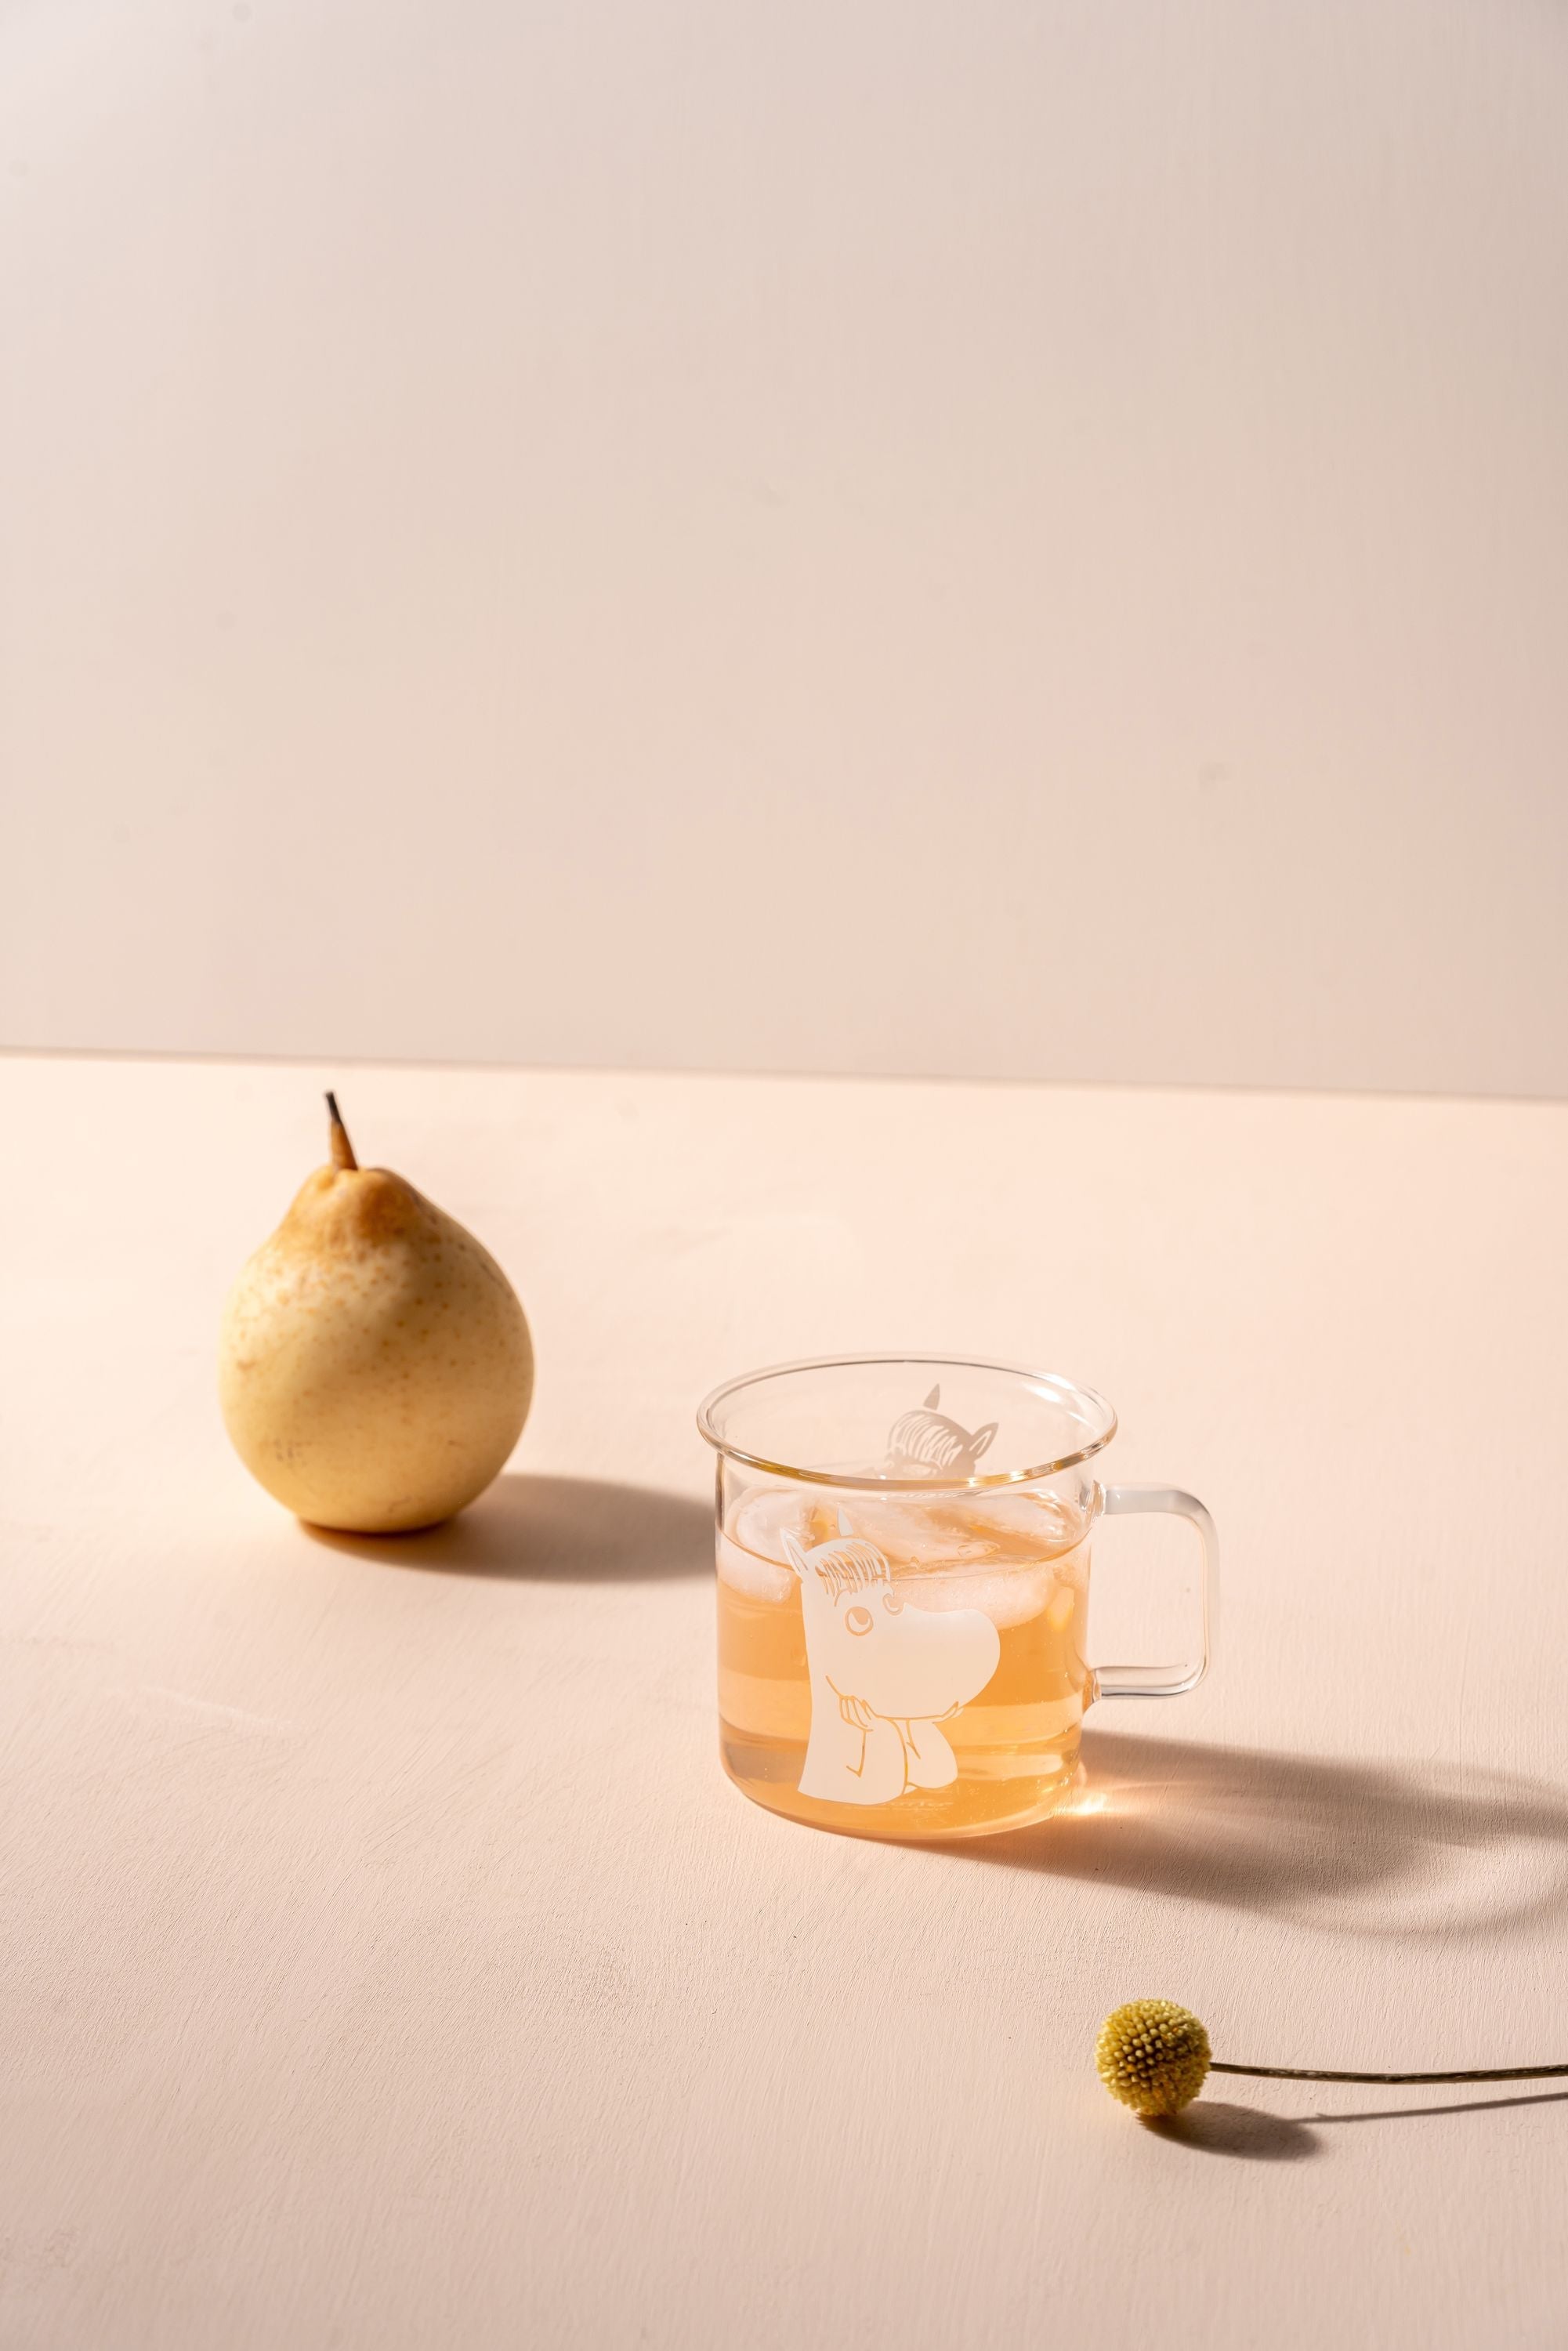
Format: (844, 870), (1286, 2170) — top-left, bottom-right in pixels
(2, 0), (1566, 1096)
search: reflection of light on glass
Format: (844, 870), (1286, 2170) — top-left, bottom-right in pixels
(1059, 1791), (1108, 1818)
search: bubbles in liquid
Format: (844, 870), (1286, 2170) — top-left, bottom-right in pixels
(724, 1483), (1088, 1629)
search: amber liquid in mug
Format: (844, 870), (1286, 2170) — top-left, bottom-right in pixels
(718, 1488), (1092, 1838)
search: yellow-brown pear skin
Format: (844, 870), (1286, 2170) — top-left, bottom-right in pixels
(219, 1146), (533, 1534)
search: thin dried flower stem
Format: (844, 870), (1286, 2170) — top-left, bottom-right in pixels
(1213, 2060), (1568, 2085)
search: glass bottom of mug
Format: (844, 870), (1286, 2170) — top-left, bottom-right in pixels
(719, 1722), (1087, 1841)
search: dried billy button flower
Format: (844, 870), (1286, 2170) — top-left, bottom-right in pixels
(1095, 2000), (1212, 2117)
(1096, 1998), (1568, 2118)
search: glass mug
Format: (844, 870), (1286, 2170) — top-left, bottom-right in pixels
(697, 1355), (1217, 1840)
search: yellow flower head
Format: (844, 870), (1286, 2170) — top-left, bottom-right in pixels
(1095, 2000), (1211, 2116)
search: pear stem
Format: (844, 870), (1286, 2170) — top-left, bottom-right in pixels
(325, 1092), (358, 1172)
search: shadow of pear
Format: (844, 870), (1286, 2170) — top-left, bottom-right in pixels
(967, 1729), (1568, 1940)
(302, 1472), (712, 1583)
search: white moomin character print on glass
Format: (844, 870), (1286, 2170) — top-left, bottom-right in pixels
(780, 1511), (1001, 1807)
(883, 1386), (998, 1478)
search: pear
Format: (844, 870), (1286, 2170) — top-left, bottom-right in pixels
(219, 1096), (534, 1532)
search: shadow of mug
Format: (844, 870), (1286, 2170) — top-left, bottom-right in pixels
(970, 1728), (1568, 1940)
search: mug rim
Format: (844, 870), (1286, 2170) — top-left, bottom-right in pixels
(696, 1352), (1118, 1492)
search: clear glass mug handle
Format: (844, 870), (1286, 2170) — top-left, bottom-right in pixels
(1088, 1485), (1218, 1700)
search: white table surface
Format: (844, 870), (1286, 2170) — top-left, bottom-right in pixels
(4, 1052), (1566, 2349)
